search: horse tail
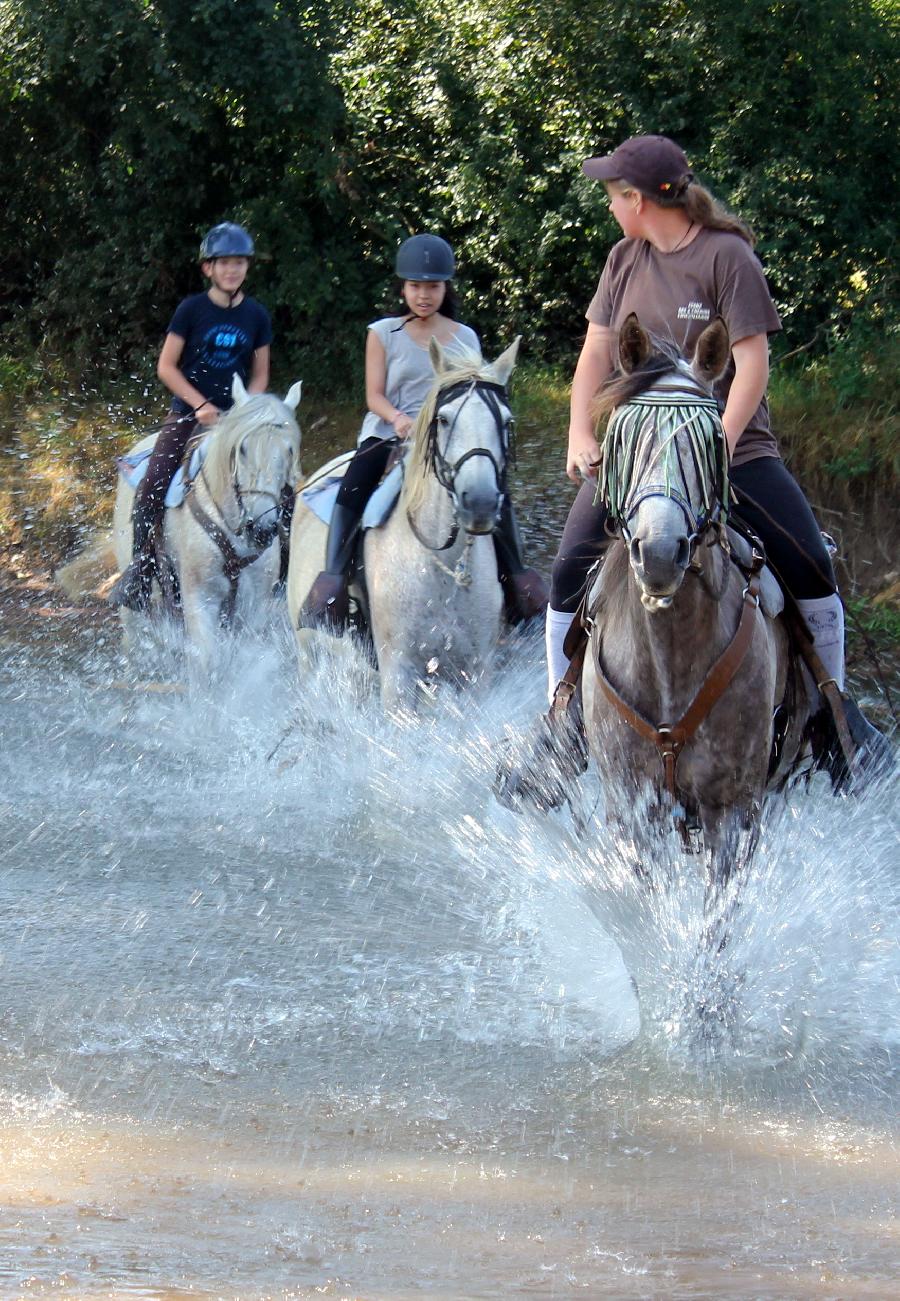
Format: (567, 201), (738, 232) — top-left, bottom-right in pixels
(54, 529), (118, 600)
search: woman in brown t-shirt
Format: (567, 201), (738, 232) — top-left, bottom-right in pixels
(544, 134), (889, 780)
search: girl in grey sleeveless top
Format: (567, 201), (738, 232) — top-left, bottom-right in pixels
(301, 234), (547, 629)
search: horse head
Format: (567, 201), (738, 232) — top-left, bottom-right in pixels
(209, 374), (302, 548)
(598, 315), (730, 610)
(404, 339), (519, 536)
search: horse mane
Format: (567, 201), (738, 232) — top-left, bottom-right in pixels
(401, 346), (498, 517)
(201, 394), (301, 501)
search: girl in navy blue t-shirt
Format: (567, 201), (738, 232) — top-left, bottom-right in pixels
(109, 222), (272, 611)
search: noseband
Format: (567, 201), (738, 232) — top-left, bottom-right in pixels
(407, 377), (512, 554)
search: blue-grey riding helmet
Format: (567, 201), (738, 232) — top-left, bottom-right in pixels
(199, 223), (255, 261)
(395, 233), (455, 281)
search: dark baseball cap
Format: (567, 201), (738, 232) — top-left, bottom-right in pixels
(582, 135), (693, 199)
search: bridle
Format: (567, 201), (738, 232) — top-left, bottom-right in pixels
(184, 424), (294, 624)
(406, 377), (512, 556)
(227, 443), (287, 544)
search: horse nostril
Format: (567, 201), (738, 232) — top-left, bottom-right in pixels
(676, 537), (691, 569)
(630, 537), (642, 568)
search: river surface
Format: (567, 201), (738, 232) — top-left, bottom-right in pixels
(0, 427), (898, 1299)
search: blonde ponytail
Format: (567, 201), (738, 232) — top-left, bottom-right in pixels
(669, 181), (756, 246)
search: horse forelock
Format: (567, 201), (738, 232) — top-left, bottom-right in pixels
(401, 349), (506, 515)
(202, 395), (301, 499)
(593, 332), (693, 425)
(598, 392), (727, 527)
(594, 332), (727, 526)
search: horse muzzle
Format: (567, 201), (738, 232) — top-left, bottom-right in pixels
(630, 534), (690, 608)
(244, 518), (279, 550)
(455, 487), (502, 536)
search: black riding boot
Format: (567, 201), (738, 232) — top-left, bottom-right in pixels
(493, 494), (549, 624)
(108, 497), (156, 611)
(494, 690), (589, 813)
(809, 694), (896, 794)
(301, 502), (363, 629)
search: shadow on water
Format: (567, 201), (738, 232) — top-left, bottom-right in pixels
(0, 602), (897, 1296)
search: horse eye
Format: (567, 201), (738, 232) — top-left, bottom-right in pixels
(437, 414), (449, 428)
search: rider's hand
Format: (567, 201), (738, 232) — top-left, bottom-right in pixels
(391, 410), (413, 438)
(196, 403), (221, 428)
(566, 429), (601, 483)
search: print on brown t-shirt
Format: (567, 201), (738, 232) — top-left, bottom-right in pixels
(585, 228), (782, 466)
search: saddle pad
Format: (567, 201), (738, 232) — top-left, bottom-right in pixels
(725, 527), (784, 619)
(116, 438), (210, 509)
(300, 455), (404, 531)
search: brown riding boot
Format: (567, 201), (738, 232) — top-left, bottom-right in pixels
(299, 502), (360, 631)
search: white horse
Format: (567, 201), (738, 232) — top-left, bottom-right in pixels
(287, 339), (519, 710)
(111, 376), (301, 668)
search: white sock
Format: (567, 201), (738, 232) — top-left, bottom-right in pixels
(796, 593), (845, 693)
(545, 606), (577, 704)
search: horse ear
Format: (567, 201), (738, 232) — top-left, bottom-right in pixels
(284, 381), (302, 411)
(618, 313), (651, 373)
(490, 336), (520, 387)
(692, 316), (730, 383)
(232, 373), (250, 406)
(429, 335), (450, 376)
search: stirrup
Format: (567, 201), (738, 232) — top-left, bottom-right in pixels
(808, 693), (896, 795)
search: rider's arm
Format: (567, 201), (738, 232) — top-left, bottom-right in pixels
(365, 330), (412, 437)
(567, 323), (614, 482)
(157, 332), (219, 427)
(248, 345), (270, 394)
(722, 333), (769, 458)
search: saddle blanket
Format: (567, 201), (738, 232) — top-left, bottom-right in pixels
(116, 438), (210, 509)
(300, 454), (404, 531)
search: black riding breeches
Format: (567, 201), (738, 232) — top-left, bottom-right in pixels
(548, 456), (836, 614)
(729, 457), (835, 599)
(550, 480), (611, 613)
(335, 437), (397, 512)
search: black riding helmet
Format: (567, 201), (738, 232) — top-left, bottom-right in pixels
(200, 222), (255, 261)
(395, 233), (455, 281)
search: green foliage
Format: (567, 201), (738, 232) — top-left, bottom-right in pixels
(0, 0), (896, 390)
(0, 0), (362, 385)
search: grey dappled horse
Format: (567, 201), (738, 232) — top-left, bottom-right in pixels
(287, 339), (518, 710)
(112, 376), (302, 670)
(580, 317), (810, 881)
